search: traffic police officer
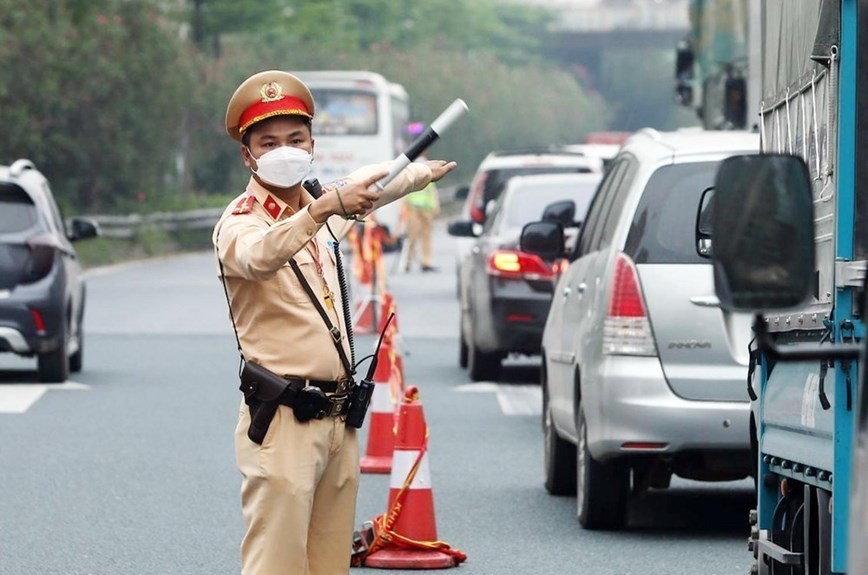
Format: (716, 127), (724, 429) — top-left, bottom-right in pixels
(213, 70), (456, 575)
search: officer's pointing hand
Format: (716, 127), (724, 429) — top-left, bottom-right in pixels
(426, 160), (458, 182)
(309, 170), (387, 223)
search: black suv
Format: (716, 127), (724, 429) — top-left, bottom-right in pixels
(0, 159), (98, 382)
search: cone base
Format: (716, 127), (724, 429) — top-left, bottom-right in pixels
(364, 548), (457, 569)
(359, 455), (392, 474)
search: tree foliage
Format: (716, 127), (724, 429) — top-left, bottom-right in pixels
(0, 0), (193, 211)
(0, 0), (683, 213)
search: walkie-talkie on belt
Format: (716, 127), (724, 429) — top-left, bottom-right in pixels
(345, 313), (394, 429)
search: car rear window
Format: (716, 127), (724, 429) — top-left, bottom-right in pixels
(482, 166), (592, 205)
(624, 161), (718, 264)
(0, 185), (38, 233)
(505, 181), (599, 229)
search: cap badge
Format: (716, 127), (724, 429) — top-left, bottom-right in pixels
(259, 81), (284, 103)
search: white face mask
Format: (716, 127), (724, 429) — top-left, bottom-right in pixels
(249, 146), (312, 188)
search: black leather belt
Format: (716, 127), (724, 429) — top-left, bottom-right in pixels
(285, 376), (350, 394)
(278, 377), (353, 419)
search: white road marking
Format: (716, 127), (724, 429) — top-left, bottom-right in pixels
(454, 382), (541, 416)
(0, 380), (91, 414)
(453, 382), (499, 393)
(496, 385), (542, 416)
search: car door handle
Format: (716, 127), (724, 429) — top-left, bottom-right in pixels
(576, 283), (587, 294)
(689, 295), (720, 308)
(562, 286), (572, 297)
(471, 246), (481, 255)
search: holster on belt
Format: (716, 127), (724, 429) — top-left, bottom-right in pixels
(239, 361), (297, 445)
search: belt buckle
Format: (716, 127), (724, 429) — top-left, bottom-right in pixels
(336, 378), (350, 394)
(329, 394), (349, 417)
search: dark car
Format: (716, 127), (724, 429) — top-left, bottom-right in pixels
(0, 159), (98, 382)
(449, 172), (602, 381)
(452, 149), (603, 295)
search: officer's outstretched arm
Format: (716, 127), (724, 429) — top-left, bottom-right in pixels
(319, 162), (433, 242)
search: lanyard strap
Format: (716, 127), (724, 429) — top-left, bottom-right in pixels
(288, 258), (355, 379)
(214, 230), (246, 375)
(215, 191), (357, 380)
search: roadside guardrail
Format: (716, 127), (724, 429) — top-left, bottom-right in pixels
(87, 208), (224, 239)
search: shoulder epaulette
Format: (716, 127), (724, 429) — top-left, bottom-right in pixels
(231, 195), (256, 215)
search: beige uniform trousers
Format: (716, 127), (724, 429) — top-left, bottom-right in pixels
(405, 207), (435, 268)
(235, 402), (359, 575)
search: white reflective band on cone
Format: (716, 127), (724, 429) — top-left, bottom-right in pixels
(390, 450), (432, 489)
(371, 381), (394, 412)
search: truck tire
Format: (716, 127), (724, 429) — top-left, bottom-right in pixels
(543, 375), (576, 495)
(577, 407), (629, 530)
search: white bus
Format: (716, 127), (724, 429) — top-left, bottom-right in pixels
(293, 70), (411, 247)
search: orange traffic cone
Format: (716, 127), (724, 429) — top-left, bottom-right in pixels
(362, 387), (466, 569)
(354, 295), (376, 334)
(377, 292), (395, 334)
(360, 339), (398, 474)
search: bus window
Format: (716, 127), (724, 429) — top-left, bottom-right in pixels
(310, 89), (378, 136)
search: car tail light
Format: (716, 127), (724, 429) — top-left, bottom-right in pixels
(603, 253), (657, 356)
(487, 249), (555, 281)
(29, 308), (46, 335)
(22, 234), (59, 283)
(469, 173), (487, 223)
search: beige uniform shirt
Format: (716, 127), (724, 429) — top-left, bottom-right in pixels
(213, 162), (432, 381)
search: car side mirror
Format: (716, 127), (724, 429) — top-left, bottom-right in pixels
(68, 217), (99, 242)
(447, 219), (477, 238)
(695, 187), (713, 258)
(454, 185), (469, 201)
(520, 221), (564, 261)
(542, 200), (576, 227)
(711, 154), (815, 312)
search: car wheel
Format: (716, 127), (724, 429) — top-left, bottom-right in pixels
(69, 326), (83, 373)
(69, 297), (84, 373)
(38, 315), (69, 383)
(543, 368), (577, 495)
(577, 407), (629, 530)
(467, 326), (501, 382)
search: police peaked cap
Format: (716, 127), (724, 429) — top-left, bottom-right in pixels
(225, 70), (315, 141)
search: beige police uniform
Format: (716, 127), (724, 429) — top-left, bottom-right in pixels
(214, 70), (433, 575)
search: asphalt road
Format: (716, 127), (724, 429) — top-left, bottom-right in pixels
(0, 222), (753, 575)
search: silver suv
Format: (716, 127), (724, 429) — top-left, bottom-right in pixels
(527, 129), (759, 529)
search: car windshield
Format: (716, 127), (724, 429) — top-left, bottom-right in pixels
(505, 181), (598, 229)
(624, 161), (718, 264)
(0, 186), (38, 233)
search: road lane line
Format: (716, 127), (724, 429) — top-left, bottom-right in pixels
(0, 386), (47, 413)
(0, 381), (91, 414)
(496, 385), (541, 416)
(454, 382), (541, 415)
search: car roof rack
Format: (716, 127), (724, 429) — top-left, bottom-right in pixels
(9, 159), (35, 178)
